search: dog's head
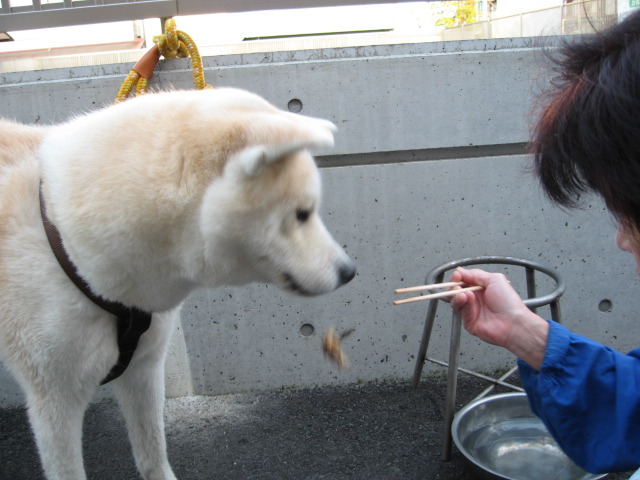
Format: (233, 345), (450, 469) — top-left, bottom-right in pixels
(40, 88), (354, 308)
(197, 91), (355, 296)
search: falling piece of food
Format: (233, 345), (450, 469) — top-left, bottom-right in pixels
(323, 327), (350, 370)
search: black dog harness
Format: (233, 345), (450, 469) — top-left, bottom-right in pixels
(39, 184), (152, 385)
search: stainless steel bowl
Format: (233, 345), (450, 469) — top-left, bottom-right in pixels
(451, 393), (607, 480)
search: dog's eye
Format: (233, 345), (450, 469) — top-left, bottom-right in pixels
(296, 209), (310, 223)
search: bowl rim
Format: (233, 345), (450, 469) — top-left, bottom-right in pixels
(450, 392), (607, 480)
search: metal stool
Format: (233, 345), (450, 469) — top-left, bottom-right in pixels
(411, 256), (565, 461)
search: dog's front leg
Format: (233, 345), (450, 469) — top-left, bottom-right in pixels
(26, 388), (92, 480)
(112, 368), (177, 480)
(111, 311), (179, 480)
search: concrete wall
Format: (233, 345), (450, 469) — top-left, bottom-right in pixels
(2, 37), (638, 406)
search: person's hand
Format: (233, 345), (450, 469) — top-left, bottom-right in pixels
(450, 267), (549, 371)
(450, 268), (528, 347)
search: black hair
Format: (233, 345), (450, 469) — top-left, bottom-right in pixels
(531, 9), (640, 231)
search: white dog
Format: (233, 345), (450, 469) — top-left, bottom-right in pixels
(0, 87), (355, 480)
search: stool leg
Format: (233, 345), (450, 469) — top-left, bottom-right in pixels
(550, 300), (562, 324)
(442, 310), (462, 462)
(526, 267), (537, 315)
(412, 299), (440, 389)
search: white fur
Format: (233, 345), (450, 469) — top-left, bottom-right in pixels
(0, 88), (355, 480)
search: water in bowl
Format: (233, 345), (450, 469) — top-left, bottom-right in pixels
(462, 417), (592, 480)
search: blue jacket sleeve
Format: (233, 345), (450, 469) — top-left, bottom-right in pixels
(518, 319), (640, 474)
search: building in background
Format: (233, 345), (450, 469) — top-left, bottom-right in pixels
(442, 0), (621, 40)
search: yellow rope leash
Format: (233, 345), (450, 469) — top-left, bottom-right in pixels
(115, 18), (212, 104)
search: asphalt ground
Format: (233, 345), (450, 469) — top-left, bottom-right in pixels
(0, 375), (634, 480)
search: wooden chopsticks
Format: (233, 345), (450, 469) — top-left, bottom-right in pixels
(393, 281), (483, 305)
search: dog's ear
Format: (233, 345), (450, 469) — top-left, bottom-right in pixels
(231, 113), (336, 177)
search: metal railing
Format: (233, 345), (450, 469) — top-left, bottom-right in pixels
(562, 0), (617, 35)
(1, 0), (429, 32)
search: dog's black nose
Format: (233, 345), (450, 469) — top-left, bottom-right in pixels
(338, 263), (356, 286)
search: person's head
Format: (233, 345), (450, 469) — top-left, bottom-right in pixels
(531, 9), (640, 236)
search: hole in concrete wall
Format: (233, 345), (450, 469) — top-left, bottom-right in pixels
(288, 98), (303, 113)
(300, 323), (315, 337)
(598, 299), (612, 313)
